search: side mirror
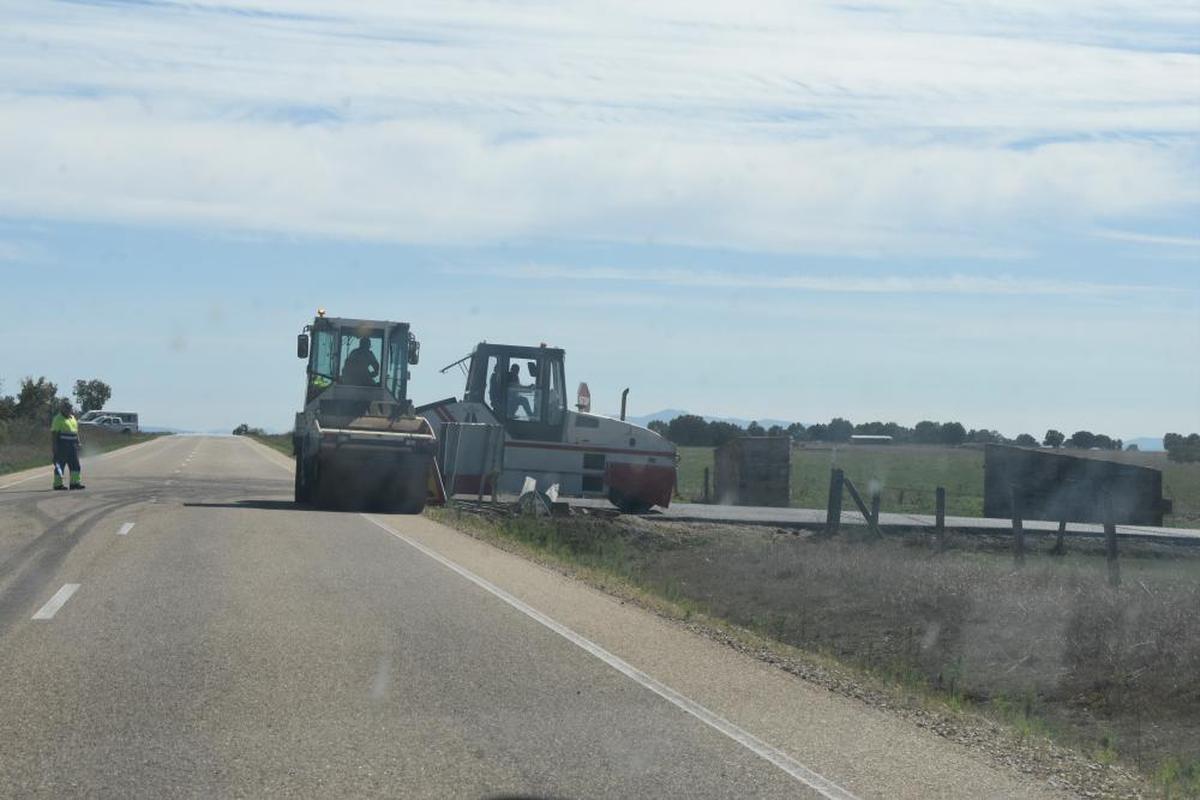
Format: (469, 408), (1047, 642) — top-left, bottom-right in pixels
(296, 333), (309, 359)
(408, 337), (420, 365)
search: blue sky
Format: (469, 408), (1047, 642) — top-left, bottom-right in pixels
(1, 0), (1197, 437)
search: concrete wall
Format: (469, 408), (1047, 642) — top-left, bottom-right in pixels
(983, 444), (1168, 525)
(714, 436), (791, 507)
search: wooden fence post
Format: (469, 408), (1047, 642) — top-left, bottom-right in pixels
(935, 487), (946, 553)
(869, 487), (882, 529)
(1011, 485), (1025, 567)
(703, 467), (710, 504)
(1051, 520), (1066, 556)
(1104, 494), (1120, 587)
(825, 468), (844, 537)
(844, 477), (883, 539)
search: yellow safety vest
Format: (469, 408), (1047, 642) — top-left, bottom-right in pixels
(51, 413), (79, 443)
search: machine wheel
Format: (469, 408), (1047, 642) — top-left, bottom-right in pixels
(387, 466), (428, 514)
(608, 489), (652, 515)
(294, 457), (311, 503)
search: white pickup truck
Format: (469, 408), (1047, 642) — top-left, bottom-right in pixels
(80, 412), (139, 434)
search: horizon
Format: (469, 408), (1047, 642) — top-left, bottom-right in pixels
(2, 1), (1197, 436)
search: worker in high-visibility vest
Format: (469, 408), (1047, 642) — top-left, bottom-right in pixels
(51, 400), (84, 490)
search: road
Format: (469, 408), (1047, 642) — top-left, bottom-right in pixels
(0, 435), (1069, 799)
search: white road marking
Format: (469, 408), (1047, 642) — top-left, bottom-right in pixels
(370, 654), (392, 700)
(32, 584), (80, 620)
(117, 522), (135, 536)
(361, 514), (859, 800)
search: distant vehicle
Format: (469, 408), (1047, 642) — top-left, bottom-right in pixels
(292, 312), (437, 512)
(80, 412), (138, 434)
(421, 342), (676, 513)
(79, 417), (137, 434)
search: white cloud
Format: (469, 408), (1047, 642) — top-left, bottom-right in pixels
(0, 0), (1196, 256)
(1093, 228), (1200, 247)
(450, 263), (1169, 296)
(0, 238), (49, 263)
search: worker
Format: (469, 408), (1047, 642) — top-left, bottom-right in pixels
(51, 400), (84, 490)
(488, 362), (504, 410)
(505, 364), (535, 419)
(342, 337), (379, 386)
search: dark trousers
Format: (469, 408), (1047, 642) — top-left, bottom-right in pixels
(54, 442), (81, 479)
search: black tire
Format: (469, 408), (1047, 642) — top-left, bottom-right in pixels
(294, 457), (310, 503)
(121, 428), (132, 436)
(608, 489), (652, 515)
(388, 467), (428, 514)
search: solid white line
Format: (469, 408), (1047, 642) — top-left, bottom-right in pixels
(360, 514), (858, 800)
(117, 522), (135, 536)
(32, 583), (80, 620)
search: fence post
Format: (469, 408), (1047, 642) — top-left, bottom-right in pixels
(1011, 484), (1025, 567)
(703, 467), (710, 504)
(825, 468), (844, 536)
(1051, 520), (1066, 556)
(1104, 494), (1120, 588)
(935, 487), (946, 553)
(844, 477), (882, 539)
(869, 487), (882, 529)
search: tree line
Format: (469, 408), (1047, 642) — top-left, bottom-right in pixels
(0, 376), (113, 423)
(646, 413), (1135, 451)
(1164, 433), (1200, 463)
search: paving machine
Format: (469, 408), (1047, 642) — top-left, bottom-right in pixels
(293, 312), (438, 512)
(420, 343), (676, 512)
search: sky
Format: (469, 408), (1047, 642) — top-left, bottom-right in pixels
(0, 0), (1197, 437)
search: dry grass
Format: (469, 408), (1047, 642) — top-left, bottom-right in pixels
(0, 418), (160, 475)
(444, 506), (1200, 794)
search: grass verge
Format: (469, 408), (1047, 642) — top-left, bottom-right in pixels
(247, 432), (293, 457)
(0, 418), (163, 476)
(431, 504), (1199, 798)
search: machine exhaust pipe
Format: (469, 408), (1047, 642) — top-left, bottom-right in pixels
(620, 388), (629, 421)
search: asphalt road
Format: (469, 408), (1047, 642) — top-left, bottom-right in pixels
(0, 436), (1069, 799)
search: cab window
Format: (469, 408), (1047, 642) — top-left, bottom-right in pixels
(339, 332), (383, 386)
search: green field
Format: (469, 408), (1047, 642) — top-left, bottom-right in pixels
(676, 443), (1200, 528)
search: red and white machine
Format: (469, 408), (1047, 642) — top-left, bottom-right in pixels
(419, 343), (676, 512)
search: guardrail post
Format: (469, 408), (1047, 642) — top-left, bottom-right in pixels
(1011, 485), (1025, 567)
(825, 468), (844, 536)
(1104, 494), (1120, 588)
(935, 487), (946, 553)
(1051, 520), (1066, 556)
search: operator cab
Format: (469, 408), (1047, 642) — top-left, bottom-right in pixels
(296, 315), (420, 415)
(462, 343), (567, 441)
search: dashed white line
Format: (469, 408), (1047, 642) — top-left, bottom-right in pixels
(117, 522), (135, 536)
(361, 514), (859, 800)
(32, 584), (80, 620)
(370, 654), (392, 700)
